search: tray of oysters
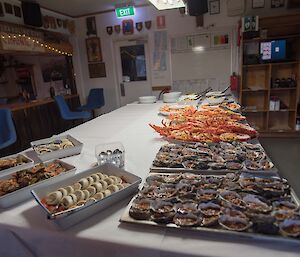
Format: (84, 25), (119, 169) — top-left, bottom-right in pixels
(120, 171), (300, 242)
(151, 141), (277, 174)
(31, 163), (142, 229)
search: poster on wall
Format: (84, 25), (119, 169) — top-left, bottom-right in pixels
(212, 33), (229, 47)
(86, 37), (102, 62)
(242, 16), (259, 32)
(41, 59), (67, 83)
(153, 31), (168, 71)
(156, 15), (166, 29)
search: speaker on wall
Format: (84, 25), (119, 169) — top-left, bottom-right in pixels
(187, 0), (208, 16)
(21, 1), (43, 27)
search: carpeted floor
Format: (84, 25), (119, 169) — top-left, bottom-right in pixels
(260, 138), (300, 197)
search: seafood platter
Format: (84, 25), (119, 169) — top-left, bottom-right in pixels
(0, 160), (76, 208)
(150, 106), (258, 143)
(31, 135), (83, 161)
(120, 172), (300, 241)
(32, 163), (142, 229)
(0, 153), (34, 176)
(158, 105), (194, 116)
(151, 141), (276, 174)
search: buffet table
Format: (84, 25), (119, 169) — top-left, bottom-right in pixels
(0, 102), (299, 257)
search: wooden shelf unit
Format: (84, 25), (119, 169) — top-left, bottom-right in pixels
(239, 15), (300, 136)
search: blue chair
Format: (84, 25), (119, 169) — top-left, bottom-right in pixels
(0, 108), (17, 150)
(78, 88), (105, 117)
(54, 95), (91, 120)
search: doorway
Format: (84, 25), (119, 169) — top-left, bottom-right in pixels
(114, 40), (152, 106)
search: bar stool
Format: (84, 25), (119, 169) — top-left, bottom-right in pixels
(0, 108), (17, 150)
(78, 88), (105, 118)
(54, 95), (91, 120)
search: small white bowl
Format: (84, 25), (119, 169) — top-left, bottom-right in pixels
(206, 97), (225, 105)
(163, 92), (182, 103)
(206, 91), (225, 97)
(139, 96), (156, 104)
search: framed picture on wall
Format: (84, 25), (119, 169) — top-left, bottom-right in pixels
(86, 37), (102, 62)
(88, 63), (106, 78)
(86, 16), (97, 36)
(122, 19), (134, 35)
(271, 0), (285, 8)
(252, 0), (265, 8)
(209, 0), (220, 15)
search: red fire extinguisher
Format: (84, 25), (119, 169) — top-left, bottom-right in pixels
(230, 72), (238, 91)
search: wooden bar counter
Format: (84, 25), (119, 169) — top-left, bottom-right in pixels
(0, 94), (81, 157)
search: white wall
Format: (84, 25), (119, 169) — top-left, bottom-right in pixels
(73, 3), (241, 113)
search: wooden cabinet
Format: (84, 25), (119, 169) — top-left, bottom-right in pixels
(240, 61), (300, 135)
(239, 15), (300, 136)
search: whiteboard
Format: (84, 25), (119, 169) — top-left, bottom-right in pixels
(171, 47), (232, 92)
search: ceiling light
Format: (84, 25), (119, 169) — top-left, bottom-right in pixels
(148, 0), (185, 10)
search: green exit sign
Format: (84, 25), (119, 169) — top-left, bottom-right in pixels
(115, 6), (135, 18)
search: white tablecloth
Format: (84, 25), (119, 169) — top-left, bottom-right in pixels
(0, 103), (300, 257)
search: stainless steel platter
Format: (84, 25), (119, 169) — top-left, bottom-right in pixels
(31, 134), (83, 162)
(120, 172), (300, 243)
(0, 160), (76, 208)
(151, 140), (278, 175)
(31, 163), (142, 229)
(0, 153), (34, 176)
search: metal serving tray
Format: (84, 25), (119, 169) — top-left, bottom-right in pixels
(0, 160), (76, 208)
(31, 163), (142, 229)
(0, 153), (34, 176)
(151, 140), (278, 175)
(31, 135), (83, 162)
(120, 172), (300, 244)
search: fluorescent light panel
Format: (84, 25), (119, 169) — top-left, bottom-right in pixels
(148, 0), (185, 10)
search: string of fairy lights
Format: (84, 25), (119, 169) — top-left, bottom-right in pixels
(0, 33), (72, 56)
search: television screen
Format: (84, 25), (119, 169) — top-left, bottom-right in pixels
(260, 40), (286, 61)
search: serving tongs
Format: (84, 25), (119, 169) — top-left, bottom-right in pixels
(221, 84), (231, 94)
(194, 87), (212, 100)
